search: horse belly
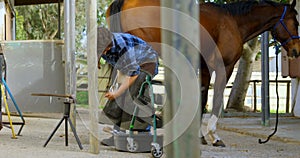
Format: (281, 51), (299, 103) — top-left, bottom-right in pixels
(121, 1), (161, 53)
(121, 6), (161, 39)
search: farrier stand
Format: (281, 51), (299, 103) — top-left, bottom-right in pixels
(31, 93), (83, 150)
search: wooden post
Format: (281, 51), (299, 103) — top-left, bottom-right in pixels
(161, 1), (200, 157)
(87, 0), (99, 154)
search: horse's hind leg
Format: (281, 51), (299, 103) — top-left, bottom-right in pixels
(207, 68), (227, 147)
(200, 86), (209, 145)
(199, 64), (211, 145)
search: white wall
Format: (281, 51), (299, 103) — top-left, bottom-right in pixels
(0, 1), (5, 41)
(291, 1), (300, 117)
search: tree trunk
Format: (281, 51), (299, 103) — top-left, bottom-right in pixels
(226, 38), (260, 111)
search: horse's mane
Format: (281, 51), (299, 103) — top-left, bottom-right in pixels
(208, 0), (287, 16)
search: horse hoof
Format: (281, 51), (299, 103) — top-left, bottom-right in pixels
(201, 136), (208, 145)
(212, 140), (226, 147)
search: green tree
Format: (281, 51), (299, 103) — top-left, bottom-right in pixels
(15, 11), (26, 40)
(15, 1), (112, 50)
(15, 4), (61, 40)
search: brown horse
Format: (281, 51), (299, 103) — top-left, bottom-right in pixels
(105, 0), (300, 147)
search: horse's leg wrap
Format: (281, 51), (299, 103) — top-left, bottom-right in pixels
(207, 114), (220, 143)
(207, 114), (225, 147)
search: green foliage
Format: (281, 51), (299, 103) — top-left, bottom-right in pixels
(76, 91), (88, 105)
(15, 0), (113, 47)
(15, 4), (60, 40)
(15, 11), (27, 40)
(98, 0), (113, 26)
(75, 0), (86, 54)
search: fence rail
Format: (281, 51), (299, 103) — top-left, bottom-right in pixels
(207, 79), (291, 113)
(77, 71), (292, 113)
(250, 80), (290, 113)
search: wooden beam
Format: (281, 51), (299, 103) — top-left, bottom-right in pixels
(87, 0), (99, 154)
(14, 0), (63, 6)
(31, 93), (73, 99)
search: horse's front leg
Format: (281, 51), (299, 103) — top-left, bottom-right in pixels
(207, 69), (227, 147)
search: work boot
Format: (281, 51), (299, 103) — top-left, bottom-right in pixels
(101, 136), (114, 146)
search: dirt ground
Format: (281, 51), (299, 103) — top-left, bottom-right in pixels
(0, 108), (300, 158)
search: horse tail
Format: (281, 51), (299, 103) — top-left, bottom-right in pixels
(106, 0), (124, 32)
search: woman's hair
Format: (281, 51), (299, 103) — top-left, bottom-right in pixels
(97, 27), (113, 58)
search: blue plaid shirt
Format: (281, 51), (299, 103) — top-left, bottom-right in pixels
(101, 33), (159, 76)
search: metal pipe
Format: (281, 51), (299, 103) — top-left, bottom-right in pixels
(261, 32), (270, 126)
(57, 2), (61, 39)
(253, 81), (257, 112)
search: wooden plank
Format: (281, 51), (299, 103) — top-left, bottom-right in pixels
(14, 0), (63, 6)
(31, 93), (72, 98)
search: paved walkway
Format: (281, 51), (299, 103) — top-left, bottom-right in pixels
(213, 114), (300, 144)
(0, 109), (300, 158)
